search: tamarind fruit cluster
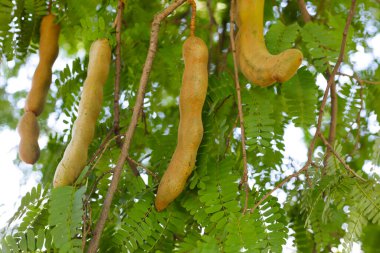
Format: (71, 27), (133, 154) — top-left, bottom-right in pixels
(53, 39), (111, 188)
(155, 36), (208, 211)
(235, 0), (303, 87)
(18, 14), (60, 164)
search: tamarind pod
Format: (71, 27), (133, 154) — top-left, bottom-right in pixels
(235, 0), (303, 87)
(53, 39), (111, 188)
(17, 112), (40, 164)
(25, 14), (60, 116)
(155, 36), (208, 211)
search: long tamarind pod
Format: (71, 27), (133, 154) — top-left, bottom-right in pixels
(18, 14), (60, 164)
(155, 36), (208, 211)
(53, 39), (111, 188)
(17, 112), (40, 164)
(235, 0), (303, 87)
(25, 14), (60, 116)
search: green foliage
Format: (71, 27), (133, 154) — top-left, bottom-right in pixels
(225, 212), (266, 252)
(301, 23), (341, 71)
(198, 157), (240, 230)
(55, 57), (86, 134)
(256, 197), (289, 252)
(0, 0), (47, 60)
(361, 224), (380, 253)
(282, 67), (318, 128)
(266, 22), (301, 55)
(244, 87), (275, 154)
(343, 180), (380, 252)
(1, 0), (380, 252)
(6, 184), (49, 232)
(290, 207), (314, 252)
(49, 186), (85, 253)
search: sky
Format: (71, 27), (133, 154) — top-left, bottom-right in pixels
(0, 17), (379, 253)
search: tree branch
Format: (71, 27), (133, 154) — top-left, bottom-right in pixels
(229, 0), (249, 214)
(337, 72), (380, 85)
(86, 1), (187, 252)
(318, 133), (365, 181)
(126, 156), (158, 180)
(250, 0), (357, 213)
(297, 0), (312, 23)
(48, 0), (52, 13)
(113, 0), (124, 145)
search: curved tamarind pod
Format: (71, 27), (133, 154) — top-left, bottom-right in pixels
(18, 14), (59, 164)
(17, 112), (40, 164)
(235, 0), (303, 87)
(53, 39), (111, 188)
(155, 36), (208, 211)
(25, 14), (60, 116)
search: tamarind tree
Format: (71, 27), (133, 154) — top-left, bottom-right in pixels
(0, 0), (380, 252)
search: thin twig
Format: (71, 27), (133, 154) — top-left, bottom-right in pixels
(126, 158), (140, 177)
(141, 108), (149, 135)
(318, 133), (366, 181)
(225, 114), (239, 155)
(82, 169), (113, 251)
(114, 0), (124, 145)
(86, 1), (188, 251)
(82, 201), (92, 251)
(324, 79), (338, 167)
(289, 157), (312, 188)
(349, 75), (364, 155)
(249, 161), (312, 212)
(214, 94), (232, 114)
(126, 156), (158, 179)
(80, 130), (114, 184)
(229, 0), (249, 214)
(87, 130), (114, 165)
(48, 0), (52, 13)
(304, 168), (312, 187)
(82, 199), (87, 251)
(216, 18), (228, 74)
(86, 170), (115, 206)
(250, 0), (357, 213)
(86, 135), (121, 178)
(337, 72), (380, 85)
(311, 161), (323, 173)
(297, 0), (312, 23)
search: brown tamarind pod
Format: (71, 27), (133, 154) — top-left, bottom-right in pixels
(235, 0), (303, 87)
(155, 36), (208, 211)
(17, 112), (40, 164)
(53, 39), (111, 188)
(24, 14), (60, 116)
(17, 14), (60, 164)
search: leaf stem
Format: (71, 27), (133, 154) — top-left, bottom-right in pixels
(229, 0), (249, 214)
